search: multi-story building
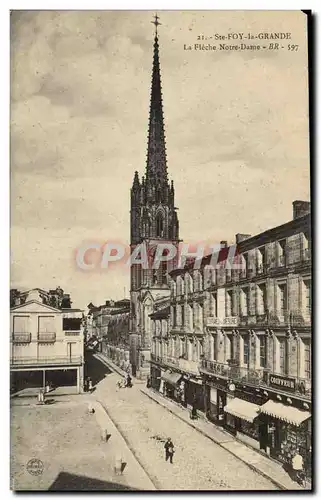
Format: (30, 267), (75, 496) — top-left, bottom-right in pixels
(10, 288), (84, 393)
(150, 201), (311, 473)
(100, 301), (131, 371)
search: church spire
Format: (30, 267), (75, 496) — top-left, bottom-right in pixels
(146, 14), (168, 186)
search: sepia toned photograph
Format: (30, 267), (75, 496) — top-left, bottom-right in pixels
(10, 9), (312, 491)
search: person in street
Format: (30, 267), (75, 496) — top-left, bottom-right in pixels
(126, 373), (133, 388)
(292, 449), (304, 484)
(164, 437), (175, 464)
(88, 377), (93, 392)
(190, 395), (198, 420)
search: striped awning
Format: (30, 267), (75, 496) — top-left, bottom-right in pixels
(260, 400), (311, 426)
(224, 398), (260, 423)
(161, 371), (182, 386)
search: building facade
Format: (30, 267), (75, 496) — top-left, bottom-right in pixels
(150, 202), (311, 474)
(10, 288), (84, 393)
(100, 300), (131, 371)
(129, 21), (180, 377)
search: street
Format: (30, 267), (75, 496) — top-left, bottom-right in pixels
(86, 353), (278, 491)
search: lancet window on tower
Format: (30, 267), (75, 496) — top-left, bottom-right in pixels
(156, 213), (164, 237)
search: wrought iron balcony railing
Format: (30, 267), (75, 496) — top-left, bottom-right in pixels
(150, 353), (199, 374)
(200, 359), (311, 398)
(64, 330), (80, 336)
(10, 355), (83, 367)
(38, 333), (56, 342)
(206, 316), (239, 328)
(12, 333), (31, 343)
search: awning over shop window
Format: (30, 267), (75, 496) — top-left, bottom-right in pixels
(161, 371), (182, 386)
(260, 400), (311, 426)
(185, 377), (203, 386)
(224, 398), (260, 423)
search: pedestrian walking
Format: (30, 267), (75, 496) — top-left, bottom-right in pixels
(164, 437), (175, 464)
(88, 377), (93, 392)
(292, 449), (304, 485)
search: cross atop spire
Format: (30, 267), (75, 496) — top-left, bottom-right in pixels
(151, 13), (161, 35)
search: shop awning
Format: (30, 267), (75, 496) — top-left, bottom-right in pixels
(224, 398), (260, 423)
(161, 371), (182, 386)
(260, 400), (311, 426)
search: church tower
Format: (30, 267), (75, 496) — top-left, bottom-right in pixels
(129, 15), (180, 377)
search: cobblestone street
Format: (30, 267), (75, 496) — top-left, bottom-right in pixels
(88, 354), (278, 491)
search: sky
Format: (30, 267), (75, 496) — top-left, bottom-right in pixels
(10, 10), (310, 310)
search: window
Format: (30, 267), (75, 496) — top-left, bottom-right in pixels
(227, 335), (235, 361)
(303, 232), (310, 260)
(63, 318), (81, 331)
(259, 335), (267, 368)
(303, 280), (311, 315)
(257, 284), (267, 315)
(279, 338), (288, 375)
(38, 316), (55, 333)
(13, 316), (29, 333)
(243, 336), (249, 366)
(181, 304), (185, 328)
(172, 306), (176, 327)
(257, 247), (266, 273)
(241, 253), (248, 277)
(156, 214), (164, 237)
(240, 288), (248, 316)
(210, 292), (217, 316)
(303, 340), (311, 379)
(226, 290), (232, 317)
(278, 284), (287, 316)
(277, 239), (286, 266)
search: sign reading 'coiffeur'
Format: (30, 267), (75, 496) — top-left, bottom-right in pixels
(269, 374), (296, 392)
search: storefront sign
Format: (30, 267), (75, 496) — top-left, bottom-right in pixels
(269, 374), (296, 392)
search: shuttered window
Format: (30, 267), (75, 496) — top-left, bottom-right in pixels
(13, 316), (29, 333)
(38, 316), (55, 333)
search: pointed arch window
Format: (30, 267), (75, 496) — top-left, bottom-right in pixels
(156, 213), (164, 237)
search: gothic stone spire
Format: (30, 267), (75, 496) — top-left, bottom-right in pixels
(146, 15), (168, 187)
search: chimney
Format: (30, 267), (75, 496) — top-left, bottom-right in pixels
(235, 234), (252, 244)
(293, 200), (310, 220)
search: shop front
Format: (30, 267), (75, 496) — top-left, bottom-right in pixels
(204, 377), (229, 425)
(223, 396), (262, 449)
(150, 364), (161, 391)
(161, 370), (183, 402)
(184, 377), (204, 412)
(260, 399), (311, 472)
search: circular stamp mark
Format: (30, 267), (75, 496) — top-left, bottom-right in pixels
(26, 459), (44, 476)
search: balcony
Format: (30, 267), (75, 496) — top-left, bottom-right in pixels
(193, 290), (206, 301)
(10, 356), (83, 368)
(12, 333), (31, 344)
(38, 333), (56, 343)
(64, 330), (80, 336)
(206, 316), (239, 328)
(200, 359), (311, 399)
(150, 354), (199, 375)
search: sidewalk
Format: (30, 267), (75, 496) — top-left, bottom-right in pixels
(90, 400), (156, 490)
(93, 353), (311, 491)
(93, 352), (145, 383)
(141, 387), (311, 491)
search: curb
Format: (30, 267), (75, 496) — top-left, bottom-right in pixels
(96, 398), (159, 490)
(140, 388), (295, 492)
